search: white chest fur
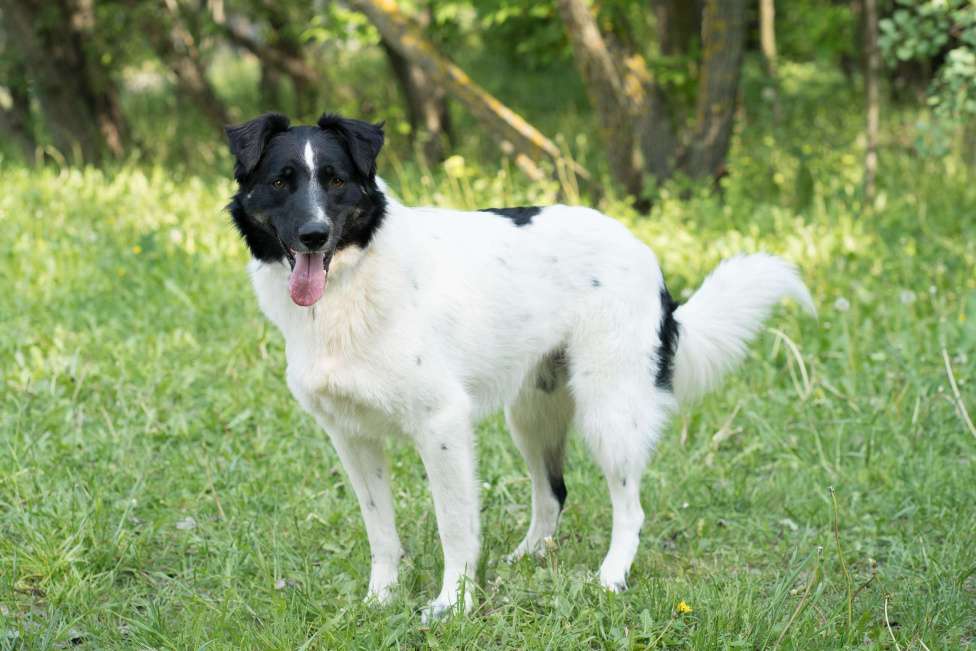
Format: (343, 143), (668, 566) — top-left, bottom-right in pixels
(248, 247), (408, 438)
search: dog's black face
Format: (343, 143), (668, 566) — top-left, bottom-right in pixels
(226, 112), (387, 306)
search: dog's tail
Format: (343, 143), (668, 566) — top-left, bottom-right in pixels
(671, 253), (815, 404)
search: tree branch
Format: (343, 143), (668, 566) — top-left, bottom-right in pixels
(220, 14), (319, 88)
(346, 0), (589, 184)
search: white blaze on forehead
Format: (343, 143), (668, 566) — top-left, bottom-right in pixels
(304, 139), (327, 222)
(303, 140), (315, 175)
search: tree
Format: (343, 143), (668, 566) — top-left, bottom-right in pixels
(0, 0), (128, 162)
(879, 0), (976, 165)
(556, 0), (748, 204)
(217, 8), (323, 116)
(0, 37), (35, 160)
(144, 0), (231, 134)
(346, 0), (590, 185)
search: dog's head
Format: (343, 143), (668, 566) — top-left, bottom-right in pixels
(225, 112), (387, 306)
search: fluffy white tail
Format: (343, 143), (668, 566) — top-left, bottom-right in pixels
(671, 253), (815, 404)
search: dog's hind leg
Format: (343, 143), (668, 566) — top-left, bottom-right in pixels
(504, 355), (573, 561)
(571, 332), (676, 591)
(327, 431), (403, 604)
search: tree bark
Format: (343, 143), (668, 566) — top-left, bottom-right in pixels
(346, 0), (589, 184)
(863, 0), (880, 202)
(1, 0), (127, 162)
(654, 0), (700, 57)
(555, 0), (641, 195)
(682, 0), (747, 180)
(382, 39), (451, 162)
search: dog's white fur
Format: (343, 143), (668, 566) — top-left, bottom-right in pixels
(248, 184), (814, 619)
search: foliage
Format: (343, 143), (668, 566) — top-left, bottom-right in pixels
(2, 60), (976, 647)
(880, 0), (976, 118)
(775, 0), (856, 64)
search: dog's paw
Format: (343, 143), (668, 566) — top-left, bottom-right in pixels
(599, 563), (629, 593)
(503, 545), (534, 564)
(364, 561), (400, 605)
(419, 591), (473, 623)
(601, 577), (628, 592)
(420, 599), (453, 624)
(505, 535), (555, 563)
(364, 584), (396, 606)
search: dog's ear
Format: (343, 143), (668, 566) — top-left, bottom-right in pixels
(317, 114), (385, 179)
(225, 112), (290, 181)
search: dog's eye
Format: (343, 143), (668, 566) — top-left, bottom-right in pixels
(330, 177), (345, 189)
(271, 178), (286, 189)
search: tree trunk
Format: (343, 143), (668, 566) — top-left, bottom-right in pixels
(346, 0), (590, 184)
(863, 0), (880, 202)
(146, 1), (231, 133)
(0, 53), (35, 160)
(759, 0), (780, 121)
(1, 0), (127, 162)
(759, 0), (777, 77)
(382, 39), (451, 162)
(682, 0), (747, 180)
(556, 0), (745, 203)
(654, 0), (700, 56)
(555, 0), (641, 195)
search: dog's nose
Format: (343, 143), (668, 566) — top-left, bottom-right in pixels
(298, 222), (330, 250)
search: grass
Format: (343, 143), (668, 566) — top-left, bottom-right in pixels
(2, 70), (976, 648)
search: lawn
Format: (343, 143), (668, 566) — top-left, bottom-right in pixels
(2, 97), (975, 648)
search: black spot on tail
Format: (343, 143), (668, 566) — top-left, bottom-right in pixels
(479, 206), (542, 227)
(548, 472), (567, 510)
(655, 286), (680, 391)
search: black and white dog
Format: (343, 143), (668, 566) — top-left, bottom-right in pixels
(225, 112), (814, 620)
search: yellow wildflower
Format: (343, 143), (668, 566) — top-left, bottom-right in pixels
(677, 600), (693, 614)
(132, 245), (142, 254)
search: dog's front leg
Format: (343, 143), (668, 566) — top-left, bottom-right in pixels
(412, 401), (480, 621)
(328, 432), (403, 604)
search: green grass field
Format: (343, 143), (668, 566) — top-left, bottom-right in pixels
(2, 92), (976, 647)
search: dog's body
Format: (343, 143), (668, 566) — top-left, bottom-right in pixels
(226, 113), (814, 619)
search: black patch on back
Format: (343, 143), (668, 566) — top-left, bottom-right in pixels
(655, 286), (681, 391)
(479, 206), (542, 227)
(548, 472), (567, 510)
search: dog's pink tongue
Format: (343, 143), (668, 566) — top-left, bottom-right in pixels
(288, 252), (326, 306)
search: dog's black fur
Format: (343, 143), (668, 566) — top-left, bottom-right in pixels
(654, 287), (680, 390)
(226, 113), (387, 269)
(479, 206), (541, 227)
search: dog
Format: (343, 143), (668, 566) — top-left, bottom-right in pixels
(224, 112), (815, 620)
